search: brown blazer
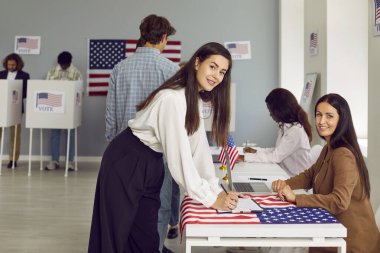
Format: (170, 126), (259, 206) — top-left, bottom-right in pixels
(286, 146), (380, 253)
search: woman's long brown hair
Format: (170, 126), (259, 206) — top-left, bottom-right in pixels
(137, 42), (233, 146)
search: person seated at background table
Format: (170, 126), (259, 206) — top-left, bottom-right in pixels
(244, 88), (313, 177)
(272, 93), (380, 253)
(0, 53), (30, 168)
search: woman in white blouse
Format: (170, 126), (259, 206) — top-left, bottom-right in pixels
(244, 88), (313, 177)
(88, 42), (240, 253)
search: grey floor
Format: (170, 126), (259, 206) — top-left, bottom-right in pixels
(0, 161), (234, 253)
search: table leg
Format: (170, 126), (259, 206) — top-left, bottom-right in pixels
(28, 128), (33, 176)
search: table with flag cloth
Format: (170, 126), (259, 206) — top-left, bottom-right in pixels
(180, 194), (347, 253)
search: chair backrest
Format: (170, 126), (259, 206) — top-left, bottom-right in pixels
(310, 144), (323, 164)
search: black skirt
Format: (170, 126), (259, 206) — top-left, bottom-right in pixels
(88, 128), (164, 253)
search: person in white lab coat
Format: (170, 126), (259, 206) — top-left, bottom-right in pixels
(244, 88), (313, 177)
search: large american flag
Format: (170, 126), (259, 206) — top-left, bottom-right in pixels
(87, 39), (181, 96)
(180, 194), (339, 238)
(36, 92), (62, 107)
(218, 134), (239, 170)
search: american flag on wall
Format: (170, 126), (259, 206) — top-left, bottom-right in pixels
(310, 33), (318, 48)
(87, 39), (181, 96)
(376, 0), (380, 24)
(218, 134), (239, 170)
(16, 37), (38, 50)
(179, 194), (339, 238)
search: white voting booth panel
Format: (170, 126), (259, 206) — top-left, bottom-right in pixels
(25, 80), (83, 177)
(0, 80), (22, 127)
(0, 80), (23, 175)
(26, 80), (82, 129)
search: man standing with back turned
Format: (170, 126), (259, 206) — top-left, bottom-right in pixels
(104, 14), (179, 253)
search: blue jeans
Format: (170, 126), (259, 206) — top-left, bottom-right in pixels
(51, 129), (75, 161)
(169, 180), (180, 226)
(157, 160), (172, 252)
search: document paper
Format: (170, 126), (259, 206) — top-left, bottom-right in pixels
(217, 198), (263, 213)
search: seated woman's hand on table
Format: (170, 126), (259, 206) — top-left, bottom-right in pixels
(243, 147), (257, 153)
(211, 191), (243, 211)
(272, 180), (296, 203)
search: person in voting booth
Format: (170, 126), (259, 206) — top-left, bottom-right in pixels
(272, 94), (380, 253)
(104, 14), (179, 253)
(0, 53), (30, 168)
(44, 51), (82, 171)
(244, 88), (313, 177)
(88, 42), (240, 253)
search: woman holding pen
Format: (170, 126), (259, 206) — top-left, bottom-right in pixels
(88, 42), (240, 253)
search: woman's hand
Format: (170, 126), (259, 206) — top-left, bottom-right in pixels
(278, 185), (296, 203)
(211, 191), (240, 211)
(243, 147), (257, 153)
(271, 180), (287, 192)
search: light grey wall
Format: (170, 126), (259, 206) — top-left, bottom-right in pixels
(368, 0), (380, 211)
(0, 0), (278, 157)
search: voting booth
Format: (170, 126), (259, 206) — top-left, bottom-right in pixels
(26, 80), (83, 177)
(0, 80), (23, 175)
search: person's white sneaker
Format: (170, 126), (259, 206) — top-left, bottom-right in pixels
(68, 161), (75, 171)
(45, 160), (59, 170)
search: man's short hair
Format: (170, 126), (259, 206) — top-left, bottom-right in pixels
(57, 51), (72, 65)
(139, 14), (176, 45)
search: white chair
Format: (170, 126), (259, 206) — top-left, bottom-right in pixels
(310, 144), (323, 164)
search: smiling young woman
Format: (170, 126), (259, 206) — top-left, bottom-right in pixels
(272, 93), (380, 253)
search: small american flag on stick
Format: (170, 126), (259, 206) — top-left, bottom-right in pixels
(218, 134), (239, 170)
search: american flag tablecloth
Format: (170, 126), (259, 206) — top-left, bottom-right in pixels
(180, 194), (339, 238)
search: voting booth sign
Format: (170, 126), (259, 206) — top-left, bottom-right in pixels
(0, 80), (23, 127)
(26, 80), (83, 129)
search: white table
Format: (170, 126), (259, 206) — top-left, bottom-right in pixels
(183, 162), (347, 252)
(185, 223), (347, 253)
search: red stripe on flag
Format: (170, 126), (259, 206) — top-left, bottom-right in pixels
(89, 82), (109, 87)
(167, 41), (181, 45)
(89, 91), (108, 96)
(168, 58), (180, 63)
(126, 39), (138, 44)
(126, 48), (137, 53)
(89, 74), (110, 78)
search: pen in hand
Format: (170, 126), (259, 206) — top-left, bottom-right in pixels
(249, 178), (268, 181)
(220, 184), (229, 194)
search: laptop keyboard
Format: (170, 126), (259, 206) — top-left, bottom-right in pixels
(233, 183), (254, 192)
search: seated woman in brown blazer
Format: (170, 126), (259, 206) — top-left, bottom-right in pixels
(272, 93), (380, 253)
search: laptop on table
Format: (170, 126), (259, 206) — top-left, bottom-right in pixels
(223, 149), (272, 194)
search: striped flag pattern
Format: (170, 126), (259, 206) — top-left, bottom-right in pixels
(180, 194), (339, 239)
(36, 92), (63, 107)
(218, 134), (239, 170)
(17, 37), (38, 50)
(87, 39), (181, 96)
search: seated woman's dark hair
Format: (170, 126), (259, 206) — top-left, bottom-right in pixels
(265, 88), (312, 142)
